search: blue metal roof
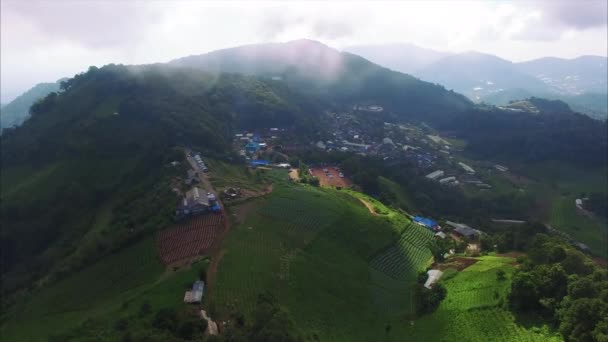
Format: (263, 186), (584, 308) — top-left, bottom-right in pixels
(413, 216), (438, 228)
(250, 160), (270, 166)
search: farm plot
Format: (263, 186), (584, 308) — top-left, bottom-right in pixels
(406, 256), (561, 341)
(370, 223), (434, 281)
(258, 186), (345, 243)
(156, 213), (225, 265)
(212, 185), (426, 341)
(1, 238), (165, 341)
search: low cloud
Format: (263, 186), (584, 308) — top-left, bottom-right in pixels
(3, 0), (160, 49)
(540, 0), (608, 30)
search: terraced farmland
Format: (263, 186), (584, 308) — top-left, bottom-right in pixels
(406, 256), (562, 341)
(370, 223), (434, 281)
(212, 183), (434, 341)
(156, 213), (225, 264)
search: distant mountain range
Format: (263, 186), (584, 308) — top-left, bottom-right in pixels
(343, 43), (450, 74)
(345, 43), (607, 119)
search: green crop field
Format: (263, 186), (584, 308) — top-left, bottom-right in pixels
(0, 237), (205, 341)
(370, 222), (434, 281)
(405, 256), (562, 341)
(213, 182), (435, 341)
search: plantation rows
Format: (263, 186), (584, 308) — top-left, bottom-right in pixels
(259, 194), (342, 236)
(213, 227), (285, 318)
(412, 308), (561, 342)
(400, 223), (435, 248)
(156, 213), (225, 264)
(369, 224), (434, 281)
(369, 267), (413, 316)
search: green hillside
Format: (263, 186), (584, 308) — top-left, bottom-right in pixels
(171, 39), (474, 121)
(212, 179), (434, 341)
(0, 64), (319, 295)
(0, 80), (62, 131)
(406, 256), (562, 341)
(0, 236), (212, 341)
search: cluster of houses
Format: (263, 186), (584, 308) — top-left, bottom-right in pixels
(235, 129), (280, 158)
(191, 152), (208, 172)
(425, 170), (459, 186)
(176, 186), (220, 218)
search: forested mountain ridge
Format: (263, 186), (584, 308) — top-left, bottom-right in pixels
(170, 39), (474, 121)
(1, 42), (606, 296)
(0, 80), (64, 131)
(444, 102), (607, 167)
(0, 64), (321, 293)
(348, 43), (607, 119)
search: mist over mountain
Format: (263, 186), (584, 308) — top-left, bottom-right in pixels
(343, 43), (450, 75)
(171, 39), (473, 121)
(416, 52), (551, 100)
(517, 55), (608, 94)
(349, 43), (607, 119)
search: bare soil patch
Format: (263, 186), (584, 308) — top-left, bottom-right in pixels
(436, 257), (479, 271)
(310, 167), (351, 187)
(156, 213), (225, 265)
(288, 168), (300, 181)
(496, 252), (525, 258)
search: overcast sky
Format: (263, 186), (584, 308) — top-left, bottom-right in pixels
(1, 0), (607, 103)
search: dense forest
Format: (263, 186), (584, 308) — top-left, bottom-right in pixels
(0, 80), (63, 130)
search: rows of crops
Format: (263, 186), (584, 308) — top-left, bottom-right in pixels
(259, 188), (343, 238)
(369, 223), (434, 281)
(410, 307), (561, 341)
(369, 267), (414, 316)
(1, 238), (165, 341)
(212, 222), (285, 317)
(156, 213), (225, 264)
(214, 185), (445, 341)
(407, 256), (561, 341)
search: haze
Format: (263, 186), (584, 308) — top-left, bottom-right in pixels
(1, 0), (607, 103)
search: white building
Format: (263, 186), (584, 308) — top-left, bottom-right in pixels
(439, 176), (456, 184)
(425, 170), (445, 180)
(458, 162), (475, 174)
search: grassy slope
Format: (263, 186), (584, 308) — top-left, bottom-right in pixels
(0, 237), (205, 341)
(406, 256), (562, 341)
(213, 176), (434, 341)
(522, 162), (607, 257)
(205, 159), (266, 192)
(550, 196), (608, 258)
(465, 159), (607, 257)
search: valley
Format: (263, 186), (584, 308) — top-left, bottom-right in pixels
(0, 37), (606, 342)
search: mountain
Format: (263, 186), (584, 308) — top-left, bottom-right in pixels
(170, 39), (473, 121)
(0, 80), (63, 130)
(482, 89), (608, 120)
(516, 56), (608, 95)
(1, 40), (607, 341)
(416, 52), (552, 101)
(343, 43), (450, 75)
(0, 63), (322, 294)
